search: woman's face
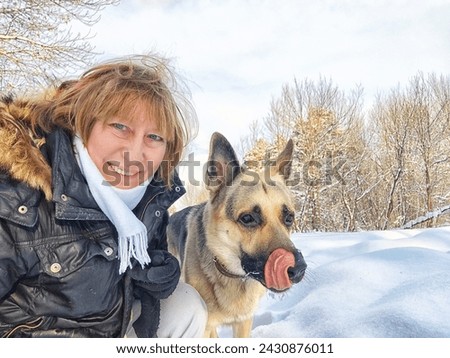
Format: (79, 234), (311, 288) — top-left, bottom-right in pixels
(86, 106), (167, 189)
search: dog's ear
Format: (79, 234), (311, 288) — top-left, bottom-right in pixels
(269, 139), (294, 181)
(205, 132), (241, 193)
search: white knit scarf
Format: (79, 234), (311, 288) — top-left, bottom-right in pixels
(73, 135), (151, 274)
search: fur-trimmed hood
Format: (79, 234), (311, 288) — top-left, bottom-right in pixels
(0, 96), (52, 200)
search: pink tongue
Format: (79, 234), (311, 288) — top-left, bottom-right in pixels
(264, 248), (295, 291)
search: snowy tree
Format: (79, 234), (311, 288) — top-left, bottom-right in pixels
(408, 73), (450, 227)
(244, 72), (450, 232)
(370, 89), (414, 229)
(370, 73), (450, 229)
(0, 0), (118, 92)
(245, 77), (368, 232)
(243, 138), (269, 170)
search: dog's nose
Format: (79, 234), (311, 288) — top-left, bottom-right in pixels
(288, 251), (307, 283)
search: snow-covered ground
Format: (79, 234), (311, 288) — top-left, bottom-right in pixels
(6, 227), (450, 357)
(223, 227), (450, 338)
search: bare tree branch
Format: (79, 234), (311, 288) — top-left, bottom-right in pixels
(0, 0), (119, 92)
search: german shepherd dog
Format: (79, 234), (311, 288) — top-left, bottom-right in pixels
(167, 132), (307, 338)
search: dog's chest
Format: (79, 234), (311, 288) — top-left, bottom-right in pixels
(216, 279), (265, 318)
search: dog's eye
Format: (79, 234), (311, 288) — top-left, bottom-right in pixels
(239, 213), (259, 228)
(282, 205), (295, 228)
(284, 213), (295, 227)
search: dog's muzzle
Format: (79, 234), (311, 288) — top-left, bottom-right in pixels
(242, 249), (307, 293)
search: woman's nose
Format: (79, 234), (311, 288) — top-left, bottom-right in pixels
(126, 139), (145, 162)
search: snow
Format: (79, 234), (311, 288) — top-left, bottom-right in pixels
(4, 228), (450, 357)
(222, 227), (450, 338)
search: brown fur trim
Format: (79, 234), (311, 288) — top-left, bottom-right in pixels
(0, 98), (52, 201)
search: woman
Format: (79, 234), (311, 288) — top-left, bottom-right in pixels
(0, 55), (207, 337)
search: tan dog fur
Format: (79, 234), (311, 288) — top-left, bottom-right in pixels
(168, 132), (306, 337)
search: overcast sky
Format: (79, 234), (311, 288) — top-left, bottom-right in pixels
(86, 0), (450, 157)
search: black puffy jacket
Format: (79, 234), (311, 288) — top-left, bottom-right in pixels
(0, 127), (185, 337)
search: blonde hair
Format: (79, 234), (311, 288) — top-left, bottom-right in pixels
(34, 54), (197, 187)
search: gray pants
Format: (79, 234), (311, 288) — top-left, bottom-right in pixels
(126, 282), (207, 338)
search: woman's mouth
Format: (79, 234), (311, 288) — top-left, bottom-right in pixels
(104, 161), (148, 188)
(107, 163), (137, 177)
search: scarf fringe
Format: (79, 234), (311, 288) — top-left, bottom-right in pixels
(118, 232), (152, 274)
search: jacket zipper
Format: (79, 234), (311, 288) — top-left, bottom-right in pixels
(2, 317), (44, 338)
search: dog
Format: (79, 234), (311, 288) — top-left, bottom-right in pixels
(167, 132), (307, 337)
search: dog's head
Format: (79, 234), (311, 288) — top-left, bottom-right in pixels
(204, 132), (307, 293)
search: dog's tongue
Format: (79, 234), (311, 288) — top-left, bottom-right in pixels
(264, 248), (295, 291)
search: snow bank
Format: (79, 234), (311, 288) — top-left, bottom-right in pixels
(250, 227), (450, 338)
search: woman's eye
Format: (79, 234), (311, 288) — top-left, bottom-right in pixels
(147, 134), (164, 142)
(111, 123), (127, 131)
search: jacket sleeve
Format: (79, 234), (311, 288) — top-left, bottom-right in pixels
(0, 232), (28, 301)
(130, 206), (180, 299)
(129, 249), (180, 338)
